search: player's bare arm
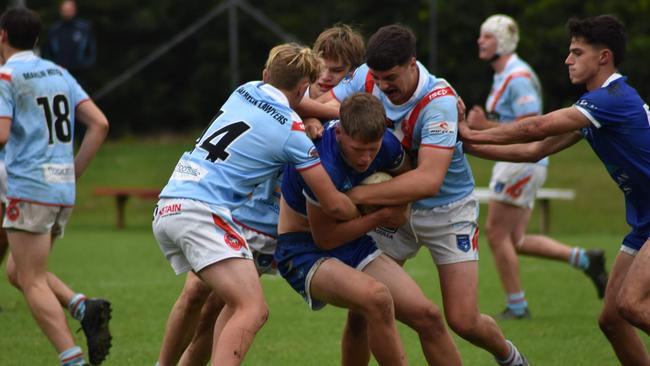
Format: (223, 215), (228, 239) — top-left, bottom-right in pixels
(347, 146), (452, 206)
(294, 95), (340, 120)
(464, 132), (583, 163)
(74, 100), (109, 179)
(0, 117), (11, 146)
(300, 164), (360, 220)
(307, 200), (408, 249)
(460, 106), (591, 145)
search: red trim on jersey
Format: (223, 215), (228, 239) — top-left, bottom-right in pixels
(489, 71), (532, 112)
(233, 218), (277, 239)
(0, 73), (11, 82)
(75, 98), (91, 109)
(295, 161), (322, 172)
(401, 86), (456, 149)
(420, 144), (454, 150)
(364, 72), (375, 93)
(6, 196), (75, 208)
(212, 213), (248, 251)
(291, 121), (305, 132)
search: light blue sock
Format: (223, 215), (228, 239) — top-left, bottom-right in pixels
(59, 345), (85, 366)
(506, 291), (528, 315)
(67, 293), (87, 321)
(569, 247), (590, 270)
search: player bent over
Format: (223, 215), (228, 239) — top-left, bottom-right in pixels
(152, 43), (358, 366)
(155, 24), (366, 366)
(0, 7), (111, 366)
(276, 93), (462, 365)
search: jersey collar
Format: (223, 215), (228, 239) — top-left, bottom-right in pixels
(6, 50), (37, 63)
(601, 72), (622, 88)
(259, 82), (290, 107)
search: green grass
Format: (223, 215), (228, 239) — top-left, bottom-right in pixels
(0, 137), (646, 365)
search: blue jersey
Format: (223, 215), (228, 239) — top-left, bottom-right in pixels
(282, 121), (405, 216)
(160, 81), (320, 211)
(486, 54), (547, 166)
(576, 74), (650, 234)
(0, 51), (88, 205)
(232, 173), (281, 237)
(332, 62), (474, 208)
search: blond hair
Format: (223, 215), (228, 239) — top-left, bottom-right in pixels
(340, 93), (386, 143)
(265, 43), (320, 90)
(314, 24), (365, 69)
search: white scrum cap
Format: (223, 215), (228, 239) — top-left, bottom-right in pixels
(480, 14), (519, 55)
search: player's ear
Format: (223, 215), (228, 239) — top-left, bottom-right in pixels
(262, 69), (269, 82)
(599, 49), (612, 66)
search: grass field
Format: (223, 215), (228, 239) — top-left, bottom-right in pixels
(0, 136), (647, 365)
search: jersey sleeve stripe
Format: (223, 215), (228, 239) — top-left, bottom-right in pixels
(575, 106), (602, 128)
(75, 98), (91, 109)
(295, 161), (322, 172)
(489, 71), (533, 112)
(420, 144), (454, 150)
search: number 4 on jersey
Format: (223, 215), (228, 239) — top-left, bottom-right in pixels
(199, 121), (251, 162)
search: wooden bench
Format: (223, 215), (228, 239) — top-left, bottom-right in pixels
(473, 187), (575, 234)
(94, 187), (160, 229)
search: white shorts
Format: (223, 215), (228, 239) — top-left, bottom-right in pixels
(152, 198), (253, 275)
(370, 195), (480, 265)
(489, 162), (547, 209)
(0, 161), (7, 205)
(239, 226), (278, 275)
(2, 199), (73, 238)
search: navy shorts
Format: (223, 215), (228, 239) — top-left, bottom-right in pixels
(621, 228), (650, 255)
(274, 232), (381, 310)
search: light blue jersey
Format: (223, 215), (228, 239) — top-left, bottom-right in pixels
(332, 62), (474, 209)
(232, 174), (281, 238)
(160, 81), (320, 211)
(0, 51), (88, 206)
(486, 54), (548, 166)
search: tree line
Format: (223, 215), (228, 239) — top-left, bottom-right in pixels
(25, 0), (650, 136)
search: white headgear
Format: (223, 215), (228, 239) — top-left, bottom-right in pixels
(480, 14), (519, 55)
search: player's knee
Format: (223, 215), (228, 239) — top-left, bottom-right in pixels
(616, 295), (646, 328)
(180, 278), (211, 309)
(5, 261), (20, 290)
(485, 223), (507, 247)
(598, 306), (624, 335)
(249, 301), (269, 331)
(362, 281), (394, 322)
(446, 311), (479, 340)
(407, 302), (446, 334)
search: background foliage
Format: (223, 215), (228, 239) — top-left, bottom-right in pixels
(19, 0), (650, 136)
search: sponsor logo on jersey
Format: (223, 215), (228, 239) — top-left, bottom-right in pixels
(42, 163), (75, 183)
(427, 121), (454, 135)
(159, 203), (182, 217)
(292, 121), (306, 132)
(170, 160), (208, 182)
